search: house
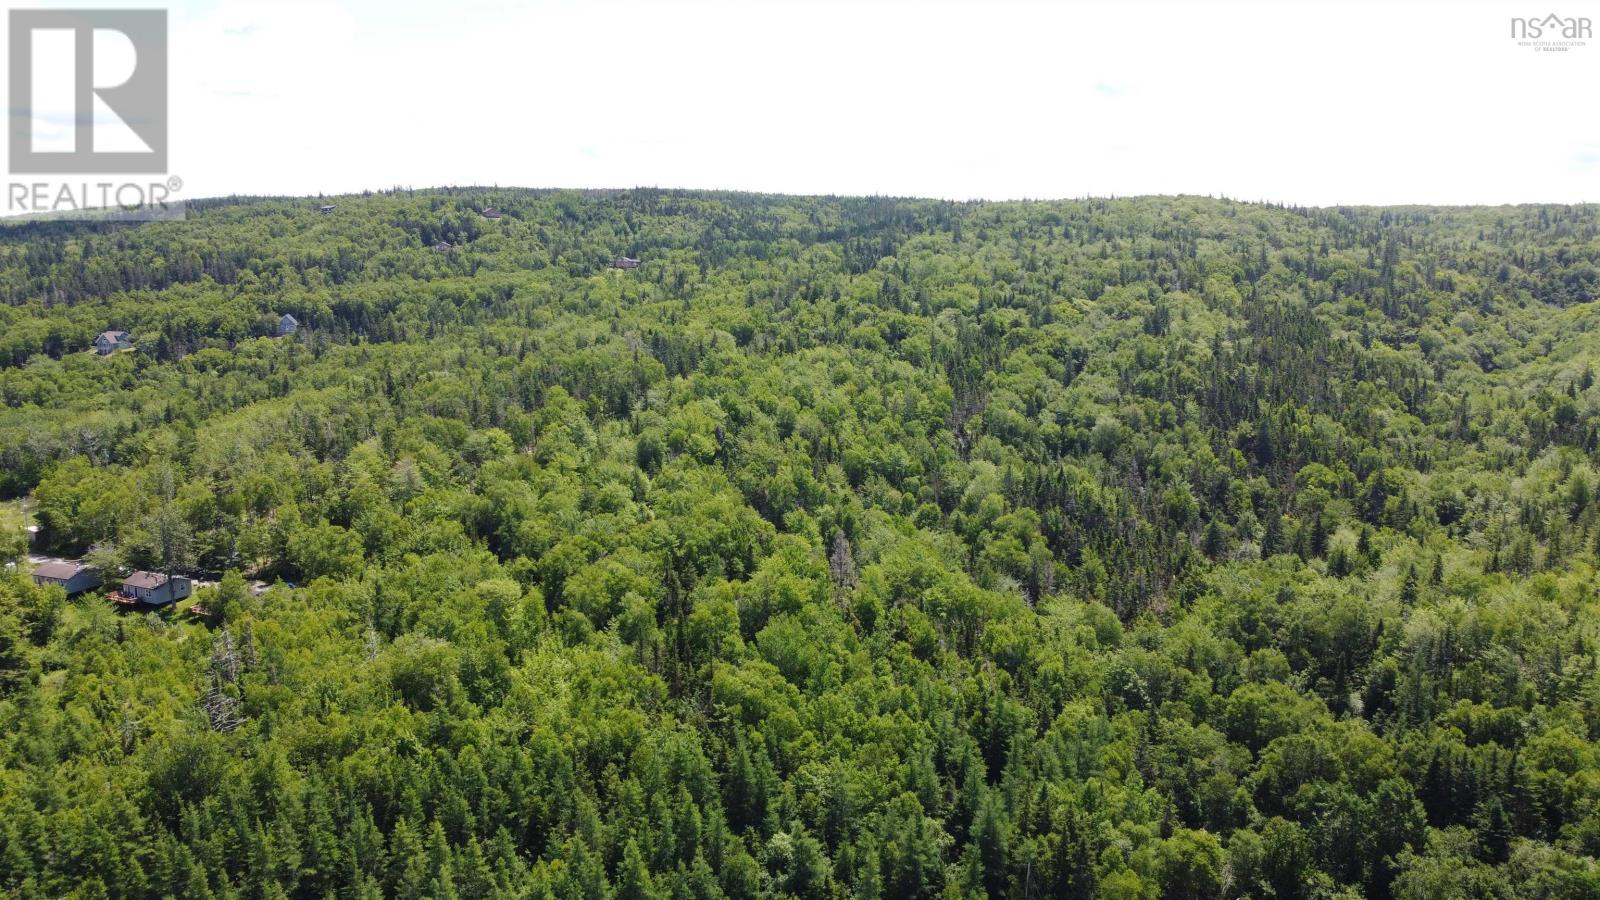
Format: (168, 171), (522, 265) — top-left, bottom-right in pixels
(612, 257), (641, 269)
(277, 313), (299, 336)
(111, 571), (193, 607)
(480, 207), (503, 220)
(318, 204), (336, 213)
(431, 240), (453, 251)
(31, 561), (102, 595)
(94, 330), (131, 355)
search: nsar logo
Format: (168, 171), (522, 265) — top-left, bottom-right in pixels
(1510, 13), (1592, 52)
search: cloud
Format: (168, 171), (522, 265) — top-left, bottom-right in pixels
(140, 0), (1600, 205)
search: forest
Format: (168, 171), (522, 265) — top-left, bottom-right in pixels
(2, 189), (1600, 898)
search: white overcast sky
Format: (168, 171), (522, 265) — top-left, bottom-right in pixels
(5, 0), (1600, 205)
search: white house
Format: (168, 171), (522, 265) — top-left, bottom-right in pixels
(94, 330), (131, 355)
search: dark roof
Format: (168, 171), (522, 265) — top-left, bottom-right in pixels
(33, 561), (84, 580)
(280, 313), (298, 324)
(123, 571), (170, 590)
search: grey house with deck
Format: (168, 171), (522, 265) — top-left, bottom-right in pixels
(118, 571), (193, 606)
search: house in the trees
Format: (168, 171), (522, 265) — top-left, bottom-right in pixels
(318, 204), (336, 213)
(277, 313), (299, 336)
(432, 240), (453, 251)
(612, 256), (640, 269)
(31, 561), (102, 595)
(111, 571), (193, 607)
(480, 207), (503, 220)
(94, 330), (131, 355)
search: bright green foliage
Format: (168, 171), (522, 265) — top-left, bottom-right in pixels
(2, 190), (1600, 897)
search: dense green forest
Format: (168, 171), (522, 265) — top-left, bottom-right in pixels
(3, 189), (1600, 898)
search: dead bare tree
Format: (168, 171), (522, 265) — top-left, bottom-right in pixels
(829, 529), (858, 600)
(200, 672), (243, 733)
(210, 628), (240, 685)
(239, 621), (259, 671)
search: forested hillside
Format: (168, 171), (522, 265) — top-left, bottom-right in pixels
(4, 190), (1600, 898)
